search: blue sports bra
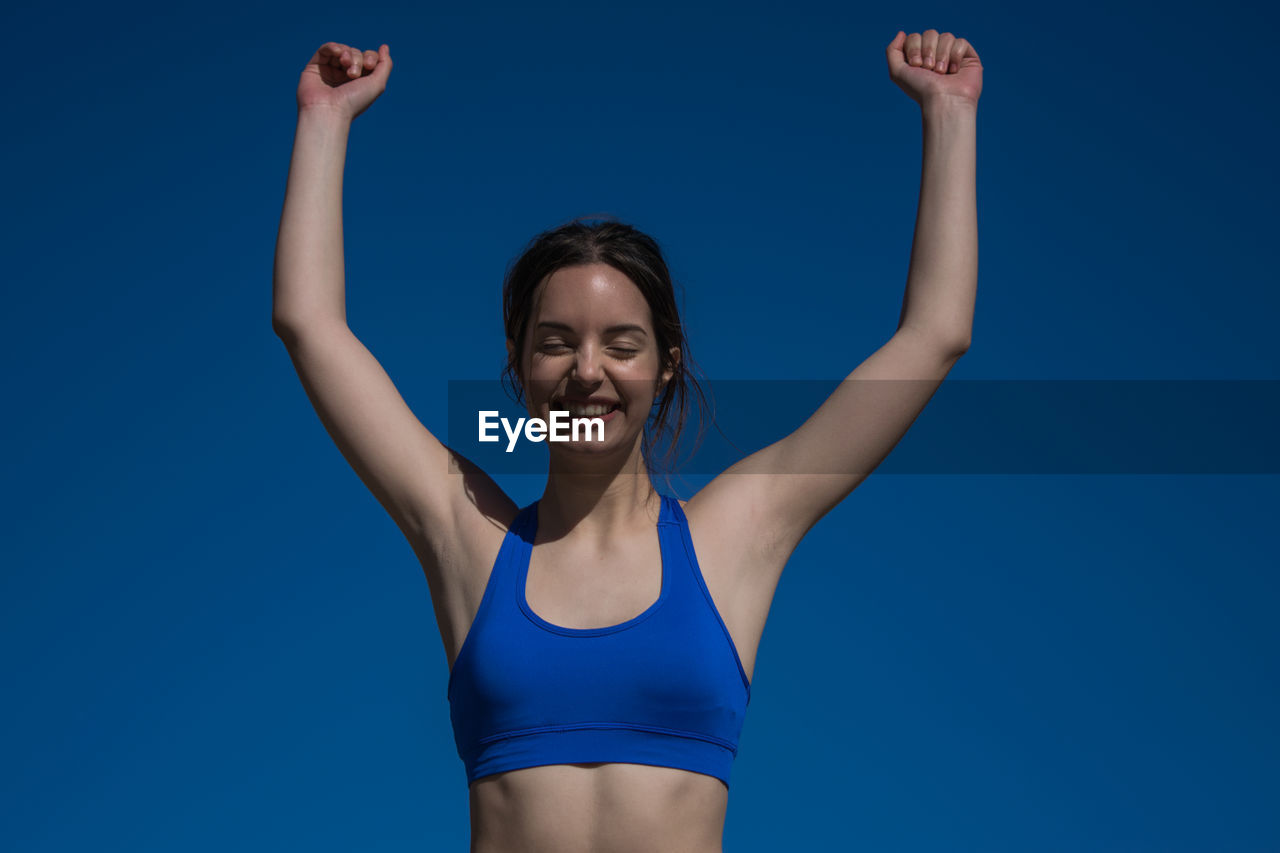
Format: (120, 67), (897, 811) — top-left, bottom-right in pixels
(447, 493), (752, 788)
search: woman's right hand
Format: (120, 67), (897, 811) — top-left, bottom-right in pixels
(297, 42), (392, 121)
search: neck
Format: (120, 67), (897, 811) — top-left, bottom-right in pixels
(538, 441), (663, 544)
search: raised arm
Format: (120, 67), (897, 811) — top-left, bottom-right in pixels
(272, 43), (511, 563)
(693, 30), (983, 561)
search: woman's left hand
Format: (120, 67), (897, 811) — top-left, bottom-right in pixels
(886, 29), (982, 110)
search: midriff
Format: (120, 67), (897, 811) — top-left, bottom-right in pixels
(468, 761), (728, 853)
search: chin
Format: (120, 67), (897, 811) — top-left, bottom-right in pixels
(553, 436), (619, 454)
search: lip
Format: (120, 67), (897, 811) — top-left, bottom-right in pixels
(553, 396), (619, 407)
(549, 397), (622, 426)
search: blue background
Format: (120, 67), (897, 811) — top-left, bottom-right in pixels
(4, 0), (1277, 850)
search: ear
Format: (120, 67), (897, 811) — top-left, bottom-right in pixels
(660, 346), (681, 391)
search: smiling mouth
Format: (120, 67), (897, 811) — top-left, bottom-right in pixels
(551, 400), (621, 418)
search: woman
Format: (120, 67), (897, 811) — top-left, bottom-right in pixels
(273, 30), (982, 853)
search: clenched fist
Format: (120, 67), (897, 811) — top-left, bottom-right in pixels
(886, 30), (982, 109)
(297, 42), (393, 121)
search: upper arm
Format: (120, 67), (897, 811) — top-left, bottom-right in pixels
(274, 320), (512, 553)
(697, 327), (966, 560)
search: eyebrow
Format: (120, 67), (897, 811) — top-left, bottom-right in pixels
(535, 321), (649, 337)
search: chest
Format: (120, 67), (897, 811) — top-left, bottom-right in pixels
(439, 508), (768, 690)
(523, 534), (665, 631)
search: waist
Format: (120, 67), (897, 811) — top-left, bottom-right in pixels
(468, 761), (729, 853)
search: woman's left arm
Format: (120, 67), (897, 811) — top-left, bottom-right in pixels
(704, 31), (983, 556)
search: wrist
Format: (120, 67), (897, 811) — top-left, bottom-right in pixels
(926, 94), (972, 116)
(922, 95), (978, 118)
(297, 102), (354, 125)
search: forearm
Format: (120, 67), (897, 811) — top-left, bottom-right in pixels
(272, 106), (353, 334)
(897, 97), (978, 352)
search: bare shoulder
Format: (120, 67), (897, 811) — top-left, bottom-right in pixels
(676, 475), (793, 688)
(409, 449), (524, 668)
(680, 474), (792, 565)
(422, 448), (520, 574)
(677, 473), (795, 602)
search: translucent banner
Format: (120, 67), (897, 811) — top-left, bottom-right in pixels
(444, 380), (1280, 475)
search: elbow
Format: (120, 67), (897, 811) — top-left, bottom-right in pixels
(933, 325), (971, 358)
(904, 324), (971, 359)
(272, 314), (297, 346)
(911, 322), (967, 356)
(272, 311), (348, 348)
(272, 314), (310, 349)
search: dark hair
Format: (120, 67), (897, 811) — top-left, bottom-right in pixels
(501, 214), (710, 481)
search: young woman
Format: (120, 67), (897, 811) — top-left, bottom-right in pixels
(274, 30), (982, 853)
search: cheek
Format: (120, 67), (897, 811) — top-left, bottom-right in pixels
(523, 359), (564, 405)
(620, 358), (665, 405)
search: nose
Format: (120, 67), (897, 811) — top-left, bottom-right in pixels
(571, 343), (604, 384)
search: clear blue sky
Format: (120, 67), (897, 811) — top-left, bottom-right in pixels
(4, 0), (1278, 850)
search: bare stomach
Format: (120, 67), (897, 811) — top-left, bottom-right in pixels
(468, 762), (729, 853)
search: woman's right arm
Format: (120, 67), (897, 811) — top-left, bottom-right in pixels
(272, 45), (505, 556)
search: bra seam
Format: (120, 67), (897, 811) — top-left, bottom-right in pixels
(474, 720), (738, 753)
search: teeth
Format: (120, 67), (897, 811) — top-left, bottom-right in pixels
(555, 403), (615, 417)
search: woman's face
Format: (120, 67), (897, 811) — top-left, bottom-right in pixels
(511, 263), (676, 456)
